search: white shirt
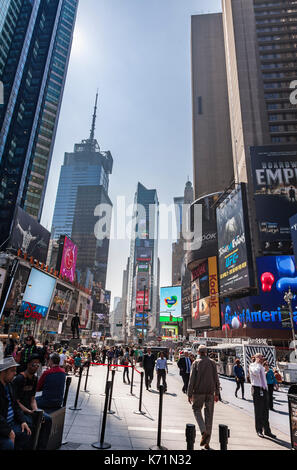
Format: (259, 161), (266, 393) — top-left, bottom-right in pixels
(249, 362), (268, 390)
(59, 353), (67, 366)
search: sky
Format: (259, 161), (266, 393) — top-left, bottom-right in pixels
(41, 0), (222, 307)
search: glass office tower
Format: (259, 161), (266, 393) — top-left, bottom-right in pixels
(0, 0), (78, 246)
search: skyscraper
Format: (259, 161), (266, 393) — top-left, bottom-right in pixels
(0, 0), (78, 246)
(126, 183), (159, 341)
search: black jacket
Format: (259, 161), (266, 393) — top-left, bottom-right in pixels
(143, 354), (155, 370)
(0, 381), (26, 437)
(177, 357), (191, 376)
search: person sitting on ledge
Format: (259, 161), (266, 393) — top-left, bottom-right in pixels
(36, 353), (66, 412)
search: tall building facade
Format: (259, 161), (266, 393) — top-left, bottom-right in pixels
(0, 0), (78, 246)
(126, 183), (159, 341)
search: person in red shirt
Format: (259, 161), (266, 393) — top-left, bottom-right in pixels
(36, 353), (66, 412)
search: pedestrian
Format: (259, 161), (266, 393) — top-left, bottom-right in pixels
(4, 337), (18, 359)
(74, 353), (82, 375)
(264, 362), (277, 411)
(187, 345), (220, 450)
(122, 348), (130, 384)
(177, 351), (192, 394)
(0, 356), (32, 450)
(36, 352), (66, 411)
(18, 336), (38, 373)
(273, 369), (282, 391)
(155, 351), (168, 393)
(249, 353), (276, 439)
(143, 348), (155, 390)
(102, 346), (107, 364)
(12, 354), (52, 450)
(59, 349), (67, 369)
(233, 359), (245, 399)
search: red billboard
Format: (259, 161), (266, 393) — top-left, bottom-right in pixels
(136, 290), (149, 313)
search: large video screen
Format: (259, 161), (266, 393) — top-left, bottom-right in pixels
(251, 144), (297, 251)
(216, 184), (252, 295)
(59, 236), (78, 282)
(19, 268), (56, 319)
(160, 286), (182, 320)
(222, 255), (297, 331)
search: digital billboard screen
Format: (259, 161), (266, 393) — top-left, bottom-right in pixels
(216, 184), (252, 295)
(222, 255), (297, 331)
(250, 145), (297, 250)
(19, 269), (56, 320)
(59, 236), (78, 283)
(8, 206), (50, 263)
(160, 286), (182, 320)
(191, 257), (220, 329)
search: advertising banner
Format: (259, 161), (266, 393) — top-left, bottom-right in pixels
(78, 292), (92, 330)
(136, 290), (149, 313)
(191, 257), (220, 329)
(8, 206), (50, 263)
(58, 236), (78, 283)
(19, 269), (56, 320)
(216, 184), (252, 295)
(250, 145), (297, 250)
(160, 286), (182, 319)
(5, 265), (31, 312)
(222, 255), (297, 331)
(136, 247), (152, 262)
(0, 268), (6, 300)
(48, 282), (73, 320)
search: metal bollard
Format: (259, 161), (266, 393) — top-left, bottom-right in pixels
(83, 362), (91, 393)
(130, 363), (135, 396)
(69, 366), (83, 411)
(100, 359), (111, 396)
(63, 376), (72, 407)
(219, 424), (230, 451)
(186, 424), (196, 451)
(108, 369), (116, 415)
(92, 381), (112, 450)
(134, 371), (146, 415)
(149, 385), (168, 450)
(31, 410), (44, 450)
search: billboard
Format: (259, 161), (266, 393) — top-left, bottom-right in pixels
(78, 292), (92, 330)
(216, 184), (252, 296)
(222, 255), (297, 331)
(56, 236), (78, 283)
(0, 268), (6, 299)
(191, 257), (220, 329)
(48, 282), (74, 320)
(19, 268), (56, 320)
(8, 206), (50, 263)
(5, 264), (31, 312)
(160, 286), (182, 320)
(250, 145), (297, 251)
(136, 290), (149, 313)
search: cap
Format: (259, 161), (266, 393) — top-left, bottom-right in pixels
(0, 356), (20, 372)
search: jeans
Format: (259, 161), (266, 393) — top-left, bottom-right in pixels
(144, 368), (154, 389)
(36, 396), (62, 413)
(0, 423), (32, 450)
(25, 412), (52, 450)
(123, 366), (130, 383)
(235, 378), (245, 397)
(156, 370), (167, 391)
(251, 386), (271, 434)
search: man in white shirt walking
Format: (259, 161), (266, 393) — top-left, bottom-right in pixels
(249, 353), (276, 439)
(155, 352), (168, 393)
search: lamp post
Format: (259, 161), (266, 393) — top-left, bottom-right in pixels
(284, 287), (297, 361)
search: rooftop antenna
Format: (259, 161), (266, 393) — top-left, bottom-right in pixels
(89, 90), (98, 142)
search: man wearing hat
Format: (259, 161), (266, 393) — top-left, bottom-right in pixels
(188, 345), (220, 450)
(0, 356), (32, 450)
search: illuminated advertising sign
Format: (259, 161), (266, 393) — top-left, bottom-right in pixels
(160, 286), (182, 320)
(161, 324), (178, 340)
(251, 145), (297, 251)
(136, 290), (149, 313)
(191, 257), (220, 329)
(216, 184), (252, 295)
(78, 292), (92, 330)
(49, 282), (73, 320)
(19, 269), (56, 320)
(222, 255), (297, 331)
(57, 236), (78, 283)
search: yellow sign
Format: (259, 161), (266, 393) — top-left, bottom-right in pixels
(208, 256), (220, 328)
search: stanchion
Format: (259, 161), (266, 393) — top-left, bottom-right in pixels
(82, 362), (91, 393)
(69, 366), (83, 411)
(92, 381), (112, 450)
(63, 377), (72, 407)
(149, 385), (167, 450)
(130, 362), (135, 396)
(185, 424), (196, 450)
(134, 371), (146, 415)
(219, 424), (230, 451)
(107, 369), (116, 415)
(101, 359), (111, 396)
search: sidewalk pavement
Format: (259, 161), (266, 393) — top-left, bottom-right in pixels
(60, 362), (291, 451)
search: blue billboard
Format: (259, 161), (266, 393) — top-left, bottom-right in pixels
(222, 255), (297, 330)
(160, 286), (182, 319)
(19, 268), (56, 320)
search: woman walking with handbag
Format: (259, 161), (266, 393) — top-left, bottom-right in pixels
(233, 359), (245, 399)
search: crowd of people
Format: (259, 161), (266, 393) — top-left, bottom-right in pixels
(0, 336), (286, 451)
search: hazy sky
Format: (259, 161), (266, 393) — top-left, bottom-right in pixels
(41, 0), (222, 305)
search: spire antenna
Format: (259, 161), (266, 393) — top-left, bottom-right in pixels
(90, 91), (98, 141)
